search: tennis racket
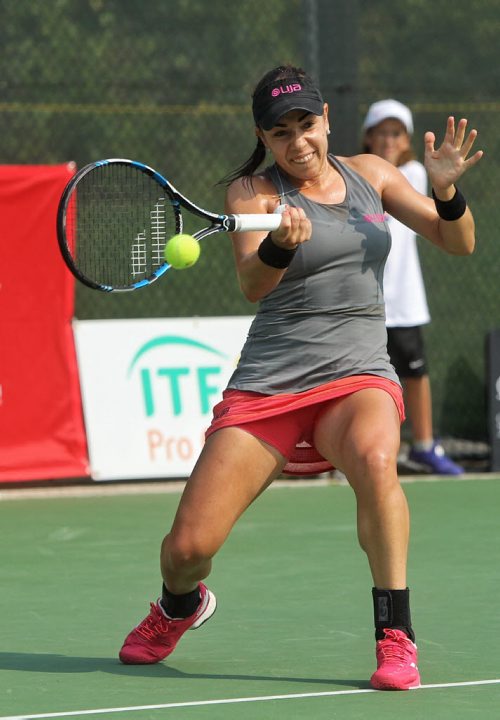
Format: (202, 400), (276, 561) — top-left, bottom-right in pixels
(57, 158), (282, 292)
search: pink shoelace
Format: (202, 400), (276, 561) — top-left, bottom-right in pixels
(377, 629), (413, 665)
(135, 603), (171, 640)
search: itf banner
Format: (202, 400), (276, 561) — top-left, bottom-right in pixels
(73, 317), (254, 480)
(0, 164), (89, 482)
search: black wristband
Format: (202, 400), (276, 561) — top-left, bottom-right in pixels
(257, 233), (297, 269)
(432, 186), (467, 221)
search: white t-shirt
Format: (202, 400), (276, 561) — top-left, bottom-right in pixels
(384, 160), (431, 327)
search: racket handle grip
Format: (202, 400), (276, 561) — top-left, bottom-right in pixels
(229, 213), (282, 233)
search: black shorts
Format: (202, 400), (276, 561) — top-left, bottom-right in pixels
(387, 326), (428, 378)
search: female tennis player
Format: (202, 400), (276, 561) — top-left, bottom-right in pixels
(119, 65), (483, 690)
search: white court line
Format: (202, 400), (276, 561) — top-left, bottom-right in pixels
(2, 678), (500, 720)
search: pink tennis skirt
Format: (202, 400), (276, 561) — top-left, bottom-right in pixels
(206, 375), (404, 476)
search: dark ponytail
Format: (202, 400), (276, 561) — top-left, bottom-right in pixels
(218, 137), (267, 187)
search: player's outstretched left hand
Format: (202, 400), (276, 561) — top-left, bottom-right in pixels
(424, 116), (483, 193)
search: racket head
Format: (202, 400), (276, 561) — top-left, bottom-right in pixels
(57, 159), (182, 291)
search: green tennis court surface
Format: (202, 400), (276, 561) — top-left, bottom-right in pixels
(1, 477), (499, 719)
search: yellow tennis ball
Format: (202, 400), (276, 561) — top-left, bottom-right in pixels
(164, 234), (200, 269)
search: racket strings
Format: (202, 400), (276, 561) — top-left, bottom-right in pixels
(65, 164), (180, 288)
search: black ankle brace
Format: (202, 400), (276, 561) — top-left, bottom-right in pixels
(372, 587), (415, 642)
(161, 584), (201, 619)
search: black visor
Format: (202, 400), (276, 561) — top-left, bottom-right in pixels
(252, 75), (324, 130)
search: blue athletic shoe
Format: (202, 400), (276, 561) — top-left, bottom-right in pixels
(409, 443), (464, 475)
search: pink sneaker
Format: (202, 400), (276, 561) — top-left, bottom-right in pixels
(370, 628), (420, 690)
(119, 582), (216, 664)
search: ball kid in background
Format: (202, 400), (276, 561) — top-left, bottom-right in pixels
(363, 99), (464, 475)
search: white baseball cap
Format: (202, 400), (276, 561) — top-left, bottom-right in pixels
(362, 99), (413, 135)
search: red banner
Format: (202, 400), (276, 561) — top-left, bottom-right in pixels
(0, 164), (89, 481)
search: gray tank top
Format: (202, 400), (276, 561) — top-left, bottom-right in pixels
(228, 155), (399, 393)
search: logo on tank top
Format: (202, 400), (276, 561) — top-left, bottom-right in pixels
(363, 212), (389, 223)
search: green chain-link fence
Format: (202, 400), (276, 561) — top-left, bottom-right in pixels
(2, 0), (499, 449)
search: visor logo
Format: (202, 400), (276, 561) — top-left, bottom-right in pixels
(271, 83), (302, 97)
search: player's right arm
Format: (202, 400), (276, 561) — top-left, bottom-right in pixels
(225, 175), (311, 302)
